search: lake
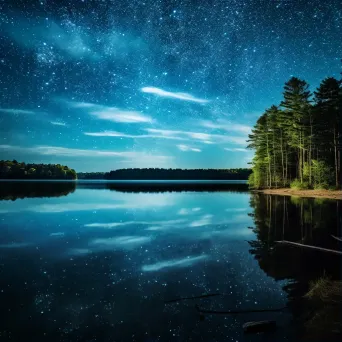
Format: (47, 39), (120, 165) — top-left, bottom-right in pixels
(0, 181), (341, 341)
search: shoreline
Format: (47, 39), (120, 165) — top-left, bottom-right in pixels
(253, 188), (342, 200)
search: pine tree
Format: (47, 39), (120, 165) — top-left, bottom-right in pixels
(314, 77), (341, 188)
(280, 77), (312, 184)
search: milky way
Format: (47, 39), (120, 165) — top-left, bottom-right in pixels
(0, 0), (341, 171)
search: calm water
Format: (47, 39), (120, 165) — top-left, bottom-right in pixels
(0, 181), (341, 341)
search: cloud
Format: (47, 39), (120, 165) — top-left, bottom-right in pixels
(145, 128), (247, 145)
(224, 148), (249, 152)
(68, 248), (92, 256)
(0, 144), (171, 161)
(84, 130), (185, 140)
(84, 128), (245, 145)
(91, 108), (152, 123)
(50, 232), (65, 237)
(68, 101), (97, 108)
(50, 121), (67, 126)
(190, 215), (213, 227)
(141, 87), (210, 103)
(142, 255), (207, 272)
(85, 219), (186, 228)
(178, 208), (189, 215)
(0, 108), (35, 115)
(200, 120), (252, 135)
(0, 242), (31, 248)
(178, 207), (202, 215)
(91, 236), (152, 250)
(177, 144), (201, 152)
(84, 131), (137, 138)
(65, 100), (153, 123)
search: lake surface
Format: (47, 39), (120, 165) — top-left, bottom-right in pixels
(0, 181), (341, 341)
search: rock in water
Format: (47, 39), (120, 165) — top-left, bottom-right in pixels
(243, 320), (277, 334)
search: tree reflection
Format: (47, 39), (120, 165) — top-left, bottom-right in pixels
(248, 193), (341, 339)
(0, 181), (76, 200)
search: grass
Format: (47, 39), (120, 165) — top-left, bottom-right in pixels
(290, 179), (310, 190)
(303, 277), (342, 338)
(305, 277), (342, 303)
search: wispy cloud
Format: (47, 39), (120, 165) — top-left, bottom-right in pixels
(91, 236), (152, 250)
(177, 144), (201, 152)
(142, 255), (207, 272)
(65, 100), (153, 123)
(84, 130), (185, 140)
(190, 214), (213, 227)
(141, 87), (210, 103)
(200, 120), (252, 135)
(0, 242), (31, 248)
(178, 207), (201, 215)
(84, 128), (247, 145)
(224, 148), (249, 152)
(50, 121), (67, 126)
(0, 145), (172, 163)
(145, 128), (247, 145)
(0, 108), (35, 115)
(91, 108), (152, 123)
(85, 219), (186, 229)
(68, 101), (97, 108)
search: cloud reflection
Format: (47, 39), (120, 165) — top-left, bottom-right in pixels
(142, 255), (208, 272)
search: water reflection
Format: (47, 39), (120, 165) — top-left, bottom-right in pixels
(0, 181), (76, 200)
(0, 183), (340, 341)
(248, 193), (342, 340)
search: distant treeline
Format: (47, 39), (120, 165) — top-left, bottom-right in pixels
(104, 168), (251, 180)
(77, 172), (106, 179)
(0, 160), (77, 180)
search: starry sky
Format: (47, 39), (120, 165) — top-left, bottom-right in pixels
(0, 0), (341, 172)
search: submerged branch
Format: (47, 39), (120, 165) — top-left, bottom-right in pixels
(331, 235), (342, 242)
(275, 240), (342, 255)
(195, 304), (287, 315)
(164, 293), (221, 304)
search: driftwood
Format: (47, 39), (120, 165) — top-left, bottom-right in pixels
(164, 293), (220, 304)
(195, 304), (287, 315)
(331, 235), (342, 242)
(243, 320), (277, 334)
(275, 240), (342, 255)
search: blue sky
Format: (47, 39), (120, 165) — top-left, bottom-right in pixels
(0, 0), (341, 171)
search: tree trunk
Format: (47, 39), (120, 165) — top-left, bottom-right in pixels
(280, 131), (285, 186)
(334, 129), (339, 188)
(266, 133), (271, 188)
(309, 119), (313, 186)
(273, 132), (277, 188)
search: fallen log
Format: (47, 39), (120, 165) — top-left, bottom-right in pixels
(243, 320), (277, 334)
(164, 293), (220, 304)
(195, 304), (286, 315)
(275, 240), (342, 255)
(331, 235), (342, 242)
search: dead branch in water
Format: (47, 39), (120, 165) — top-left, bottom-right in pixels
(331, 235), (342, 242)
(275, 240), (342, 255)
(195, 304), (287, 315)
(164, 293), (221, 304)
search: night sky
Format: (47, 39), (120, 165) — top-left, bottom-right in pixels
(0, 0), (341, 172)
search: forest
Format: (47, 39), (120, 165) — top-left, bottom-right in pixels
(77, 172), (106, 179)
(0, 160), (77, 180)
(247, 76), (341, 190)
(104, 168), (251, 180)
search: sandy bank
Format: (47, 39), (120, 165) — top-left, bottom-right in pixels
(252, 188), (342, 200)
